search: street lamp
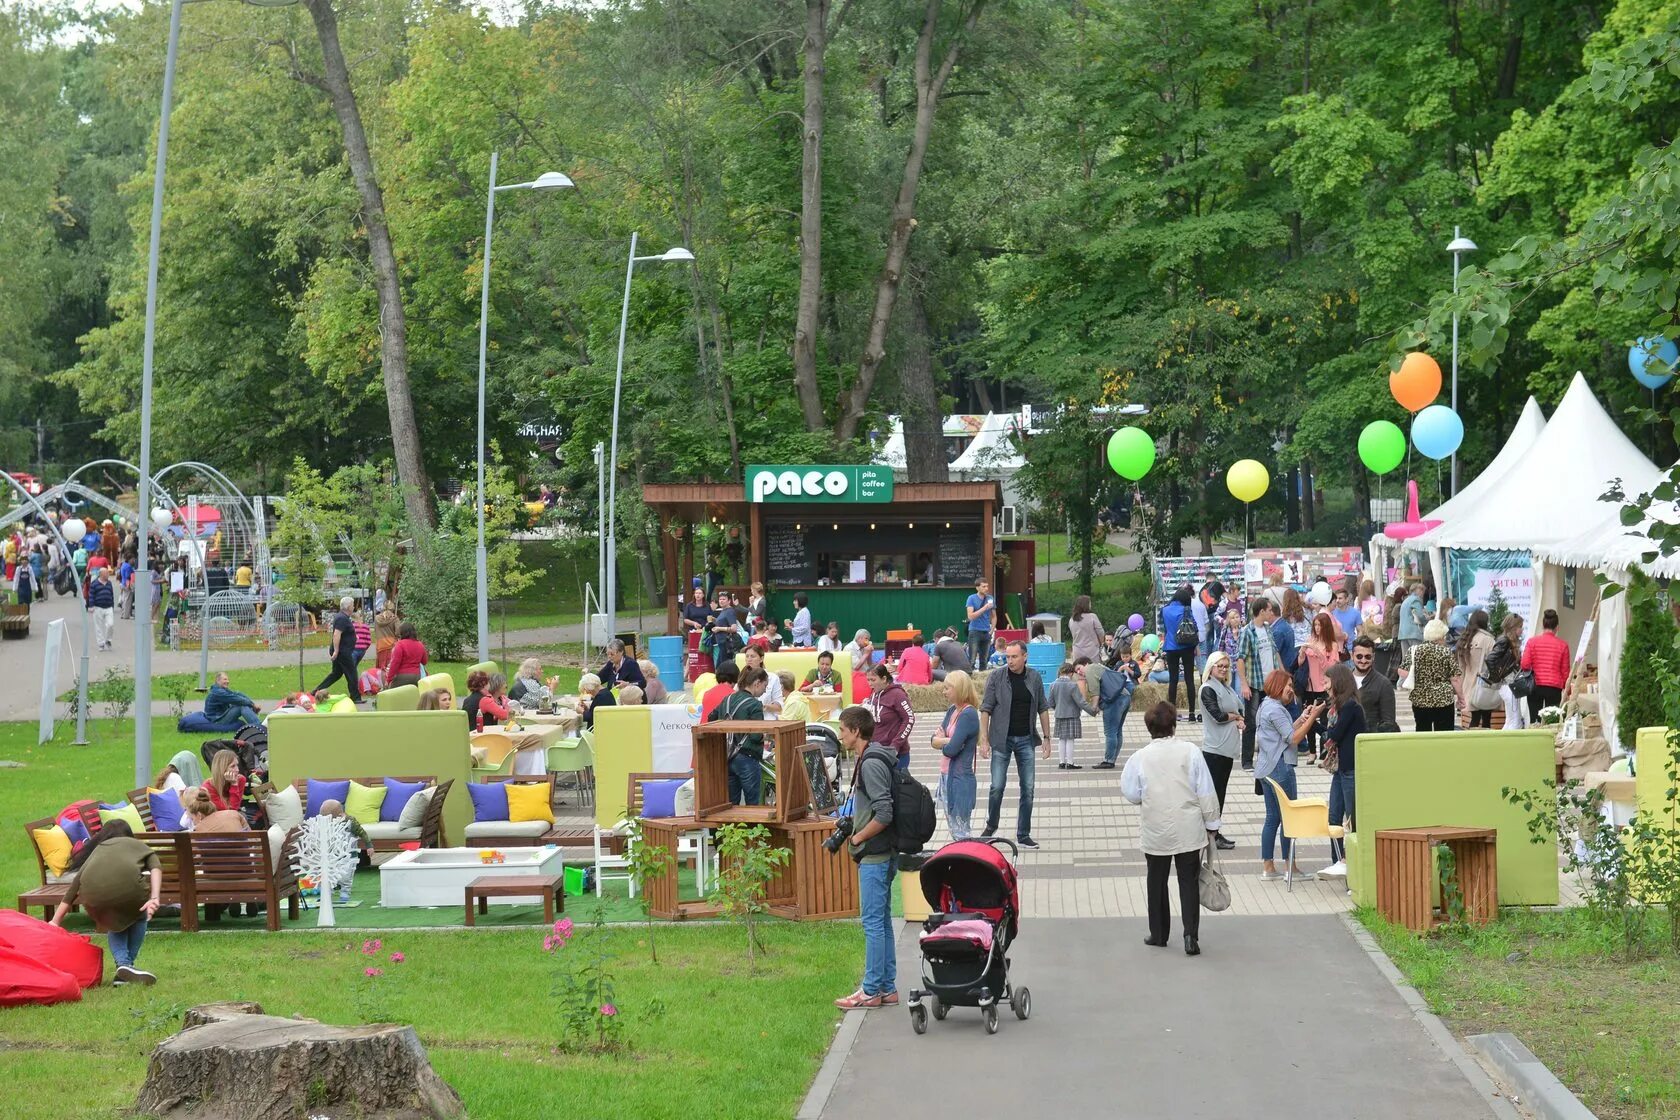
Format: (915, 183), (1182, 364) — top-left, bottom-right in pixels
(605, 235), (693, 642)
(474, 152), (575, 661)
(1446, 227), (1477, 497)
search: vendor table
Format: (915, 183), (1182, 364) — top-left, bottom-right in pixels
(1375, 826), (1498, 932)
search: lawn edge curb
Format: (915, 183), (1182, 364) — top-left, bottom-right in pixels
(796, 1009), (865, 1120)
(1339, 912), (1524, 1120)
(1467, 1033), (1600, 1120)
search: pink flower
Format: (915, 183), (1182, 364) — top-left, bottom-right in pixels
(361, 938), (383, 955)
(542, 934), (562, 953)
(389, 952), (405, 964)
(553, 918), (573, 938)
(364, 967), (383, 977)
(599, 1003), (618, 1017)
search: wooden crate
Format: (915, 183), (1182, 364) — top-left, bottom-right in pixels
(640, 815), (721, 921)
(1375, 826), (1498, 932)
(765, 818), (859, 921)
(693, 720), (813, 825)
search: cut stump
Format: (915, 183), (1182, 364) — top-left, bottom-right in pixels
(136, 1005), (464, 1119)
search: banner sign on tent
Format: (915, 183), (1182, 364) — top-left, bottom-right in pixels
(1448, 548), (1533, 623)
(1243, 547), (1364, 595)
(1150, 556), (1247, 604)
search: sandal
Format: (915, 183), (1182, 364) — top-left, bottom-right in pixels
(834, 989), (883, 1010)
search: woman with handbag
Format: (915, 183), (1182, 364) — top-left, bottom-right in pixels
(1197, 652), (1243, 849)
(1120, 702), (1223, 956)
(1318, 663), (1365, 879)
(1402, 620), (1459, 731)
(1486, 613), (1529, 729)
(1255, 670), (1319, 880)
(1455, 610), (1499, 729)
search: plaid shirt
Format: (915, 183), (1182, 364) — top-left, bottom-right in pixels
(1235, 622), (1276, 694)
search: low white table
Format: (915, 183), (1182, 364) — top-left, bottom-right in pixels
(379, 846), (569, 909)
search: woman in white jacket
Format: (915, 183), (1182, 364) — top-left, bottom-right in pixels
(1121, 701), (1223, 956)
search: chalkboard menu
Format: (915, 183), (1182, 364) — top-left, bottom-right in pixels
(938, 529), (983, 586)
(803, 745), (837, 813)
(766, 522), (813, 584)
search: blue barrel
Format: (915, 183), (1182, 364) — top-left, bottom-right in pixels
(653, 657), (683, 685)
(1026, 643), (1065, 677)
(647, 635), (683, 663)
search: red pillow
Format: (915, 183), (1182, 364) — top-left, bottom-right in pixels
(0, 946), (83, 1007)
(0, 910), (104, 989)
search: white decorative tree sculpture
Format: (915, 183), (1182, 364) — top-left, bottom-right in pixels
(292, 815), (360, 928)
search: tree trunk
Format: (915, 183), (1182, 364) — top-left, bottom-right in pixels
(835, 0), (987, 442)
(1285, 464), (1301, 533)
(900, 288), (947, 483)
(136, 1008), (463, 1120)
(1301, 459), (1316, 532)
(301, 0), (433, 532)
(792, 0), (830, 431)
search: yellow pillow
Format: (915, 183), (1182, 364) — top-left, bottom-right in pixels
(505, 782), (555, 824)
(32, 825), (72, 876)
(331, 697), (357, 713)
(345, 781), (386, 827)
(99, 804), (145, 832)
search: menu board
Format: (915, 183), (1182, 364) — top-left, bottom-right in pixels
(938, 530), (983, 586)
(803, 745), (837, 813)
(766, 522), (813, 584)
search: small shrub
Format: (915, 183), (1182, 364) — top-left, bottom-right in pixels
(396, 532), (477, 662)
(711, 823), (791, 970)
(100, 667), (134, 726)
(621, 818), (670, 964)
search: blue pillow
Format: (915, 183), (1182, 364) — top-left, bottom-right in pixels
(148, 789), (186, 833)
(467, 781), (509, 823)
(380, 778), (427, 824)
(305, 778), (351, 819)
(641, 779), (686, 820)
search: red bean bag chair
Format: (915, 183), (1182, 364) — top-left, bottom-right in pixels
(0, 946), (83, 1007)
(0, 910), (103, 992)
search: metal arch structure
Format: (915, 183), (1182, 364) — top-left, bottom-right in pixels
(151, 460), (269, 589)
(0, 474), (93, 745)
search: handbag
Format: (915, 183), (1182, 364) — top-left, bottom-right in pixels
(1506, 668), (1536, 698)
(1198, 834), (1231, 912)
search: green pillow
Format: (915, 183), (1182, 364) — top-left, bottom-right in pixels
(344, 781), (387, 828)
(99, 803), (146, 832)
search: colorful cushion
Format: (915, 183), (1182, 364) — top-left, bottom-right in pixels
(380, 778), (427, 823)
(330, 697), (357, 714)
(31, 826), (72, 877)
(97, 804), (145, 833)
(305, 779), (351, 819)
(344, 781), (386, 828)
(466, 781), (509, 823)
(640, 779), (687, 820)
(56, 813), (90, 849)
(505, 782), (555, 825)
(264, 784), (303, 833)
(148, 789), (187, 833)
(397, 785), (435, 830)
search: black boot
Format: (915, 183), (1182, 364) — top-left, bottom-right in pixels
(1184, 935), (1201, 956)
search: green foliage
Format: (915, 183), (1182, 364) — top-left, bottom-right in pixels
(1484, 585), (1510, 635)
(1618, 571), (1676, 750)
(710, 822), (791, 971)
(1504, 779), (1642, 957)
(621, 817), (671, 965)
(395, 530), (477, 662)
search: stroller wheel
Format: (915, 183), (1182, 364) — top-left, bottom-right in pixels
(984, 1005), (1000, 1034)
(930, 996), (948, 1021)
(910, 1005), (929, 1035)
(1012, 986), (1031, 1021)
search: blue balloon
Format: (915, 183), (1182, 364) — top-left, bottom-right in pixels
(1412, 404), (1464, 461)
(1629, 336), (1678, 390)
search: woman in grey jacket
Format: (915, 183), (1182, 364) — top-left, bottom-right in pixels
(930, 670), (981, 838)
(1198, 651), (1243, 850)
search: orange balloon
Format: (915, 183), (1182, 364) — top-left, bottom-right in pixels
(1390, 352), (1443, 412)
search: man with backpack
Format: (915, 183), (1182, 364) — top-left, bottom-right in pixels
(834, 706), (907, 1010)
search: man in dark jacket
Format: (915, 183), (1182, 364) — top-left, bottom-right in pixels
(204, 672), (261, 727)
(1350, 636), (1398, 734)
(86, 566), (116, 650)
(978, 640), (1053, 848)
(834, 705), (899, 1010)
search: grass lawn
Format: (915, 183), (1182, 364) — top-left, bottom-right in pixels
(1001, 532), (1127, 567)
(1360, 906), (1680, 1120)
(0, 921), (861, 1120)
(500, 539), (654, 630)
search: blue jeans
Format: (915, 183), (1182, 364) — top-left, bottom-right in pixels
(109, 918), (148, 968)
(967, 630), (991, 670)
(984, 735), (1037, 839)
(940, 771), (976, 839)
(896, 753), (910, 771)
(1102, 694), (1132, 764)
(858, 857), (898, 996)
(728, 751), (762, 805)
(1259, 762), (1298, 862)
(1328, 770), (1356, 861)
(229, 705), (260, 727)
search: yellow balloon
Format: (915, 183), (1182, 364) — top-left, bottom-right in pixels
(1226, 459), (1270, 504)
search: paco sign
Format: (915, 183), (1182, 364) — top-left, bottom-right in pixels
(746, 465), (895, 504)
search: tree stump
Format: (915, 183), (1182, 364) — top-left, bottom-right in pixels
(135, 1008), (464, 1120)
(182, 1001), (267, 1030)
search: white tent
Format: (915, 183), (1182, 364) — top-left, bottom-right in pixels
(1418, 396), (1547, 528)
(874, 420), (907, 469)
(950, 412), (1025, 473)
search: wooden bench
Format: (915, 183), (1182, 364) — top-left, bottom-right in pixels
(20, 817), (76, 917)
(288, 776), (452, 850)
(465, 775), (558, 847)
(178, 829), (301, 932)
(1, 602), (30, 640)
(463, 874), (563, 926)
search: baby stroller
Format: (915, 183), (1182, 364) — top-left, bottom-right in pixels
(907, 837), (1029, 1035)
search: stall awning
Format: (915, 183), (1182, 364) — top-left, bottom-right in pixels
(643, 480), (1002, 520)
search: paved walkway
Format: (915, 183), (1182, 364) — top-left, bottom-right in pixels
(815, 915), (1512, 1119)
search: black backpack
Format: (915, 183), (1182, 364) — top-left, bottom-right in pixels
(1172, 608), (1199, 648)
(859, 749), (937, 855)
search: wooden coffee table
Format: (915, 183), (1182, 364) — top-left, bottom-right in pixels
(464, 874), (563, 926)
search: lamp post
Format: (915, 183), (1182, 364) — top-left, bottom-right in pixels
(605, 234), (693, 642)
(1446, 227), (1477, 498)
(474, 152), (575, 661)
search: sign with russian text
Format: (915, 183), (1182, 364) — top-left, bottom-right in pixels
(746, 465), (894, 504)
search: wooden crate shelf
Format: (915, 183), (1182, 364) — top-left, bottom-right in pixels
(693, 719), (814, 825)
(1375, 825), (1498, 932)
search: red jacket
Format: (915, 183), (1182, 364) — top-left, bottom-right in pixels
(1520, 631), (1572, 689)
(869, 684), (916, 757)
(203, 774), (247, 813)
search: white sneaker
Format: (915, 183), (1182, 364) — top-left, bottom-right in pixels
(1316, 861), (1347, 879)
(1258, 870), (1281, 881)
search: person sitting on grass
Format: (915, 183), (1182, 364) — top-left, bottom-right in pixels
(317, 799), (371, 904)
(50, 820), (160, 986)
(203, 672), (261, 727)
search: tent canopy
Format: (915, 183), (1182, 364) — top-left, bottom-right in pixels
(950, 412), (1025, 472)
(1420, 373), (1661, 551)
(1534, 499), (1680, 578)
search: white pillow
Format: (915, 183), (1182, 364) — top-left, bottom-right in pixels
(265, 785), (304, 833)
(674, 779), (695, 817)
(398, 784), (436, 830)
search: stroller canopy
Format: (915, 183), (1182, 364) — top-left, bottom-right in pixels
(918, 839), (1020, 940)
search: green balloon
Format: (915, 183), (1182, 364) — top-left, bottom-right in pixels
(1106, 426), (1156, 481)
(1358, 420), (1406, 476)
